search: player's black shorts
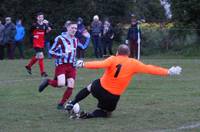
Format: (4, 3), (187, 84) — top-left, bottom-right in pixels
(90, 79), (120, 112)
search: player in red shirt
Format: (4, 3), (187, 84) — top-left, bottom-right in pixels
(25, 12), (50, 77)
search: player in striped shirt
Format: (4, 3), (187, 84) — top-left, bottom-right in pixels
(38, 21), (90, 109)
(65, 44), (182, 119)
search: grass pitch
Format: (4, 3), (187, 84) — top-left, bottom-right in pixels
(0, 58), (200, 132)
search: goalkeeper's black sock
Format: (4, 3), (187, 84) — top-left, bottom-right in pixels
(72, 87), (90, 105)
(87, 109), (109, 118)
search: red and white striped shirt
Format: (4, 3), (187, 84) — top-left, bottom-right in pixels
(49, 32), (84, 66)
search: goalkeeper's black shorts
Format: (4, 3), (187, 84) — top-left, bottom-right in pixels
(90, 79), (120, 112)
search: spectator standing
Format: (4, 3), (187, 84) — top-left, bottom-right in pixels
(43, 19), (52, 59)
(91, 15), (103, 58)
(126, 15), (141, 59)
(0, 20), (5, 60)
(102, 20), (114, 56)
(3, 17), (16, 59)
(76, 17), (90, 59)
(13, 19), (25, 59)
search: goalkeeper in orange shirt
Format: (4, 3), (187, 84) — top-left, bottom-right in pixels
(65, 44), (182, 119)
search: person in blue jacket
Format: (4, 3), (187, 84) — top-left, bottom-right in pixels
(3, 17), (16, 59)
(14, 19), (25, 59)
(0, 20), (5, 60)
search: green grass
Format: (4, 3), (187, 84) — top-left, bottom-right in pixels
(0, 58), (200, 132)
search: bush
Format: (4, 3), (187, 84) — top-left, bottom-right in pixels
(122, 22), (200, 56)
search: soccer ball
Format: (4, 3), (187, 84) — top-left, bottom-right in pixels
(72, 103), (80, 114)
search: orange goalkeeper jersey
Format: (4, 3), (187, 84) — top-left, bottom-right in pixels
(84, 55), (168, 95)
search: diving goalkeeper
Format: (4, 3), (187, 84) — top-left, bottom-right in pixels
(66, 44), (182, 119)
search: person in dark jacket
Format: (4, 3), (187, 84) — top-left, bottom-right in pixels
(76, 17), (90, 59)
(43, 19), (52, 59)
(13, 19), (25, 59)
(91, 15), (103, 58)
(0, 20), (5, 60)
(3, 17), (16, 59)
(102, 20), (114, 56)
(126, 15), (141, 59)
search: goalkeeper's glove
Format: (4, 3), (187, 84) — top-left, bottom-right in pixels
(168, 66), (182, 75)
(76, 60), (84, 68)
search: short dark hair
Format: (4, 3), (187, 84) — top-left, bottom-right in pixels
(68, 21), (77, 25)
(36, 12), (44, 17)
(117, 44), (130, 56)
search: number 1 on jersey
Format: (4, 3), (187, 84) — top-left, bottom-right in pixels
(114, 64), (122, 78)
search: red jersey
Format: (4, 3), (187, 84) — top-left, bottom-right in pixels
(31, 22), (48, 48)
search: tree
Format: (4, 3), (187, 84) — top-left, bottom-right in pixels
(170, 0), (200, 35)
(127, 0), (166, 22)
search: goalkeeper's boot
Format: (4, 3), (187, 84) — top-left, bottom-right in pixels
(69, 111), (80, 119)
(38, 78), (49, 92)
(68, 111), (87, 119)
(79, 111), (90, 119)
